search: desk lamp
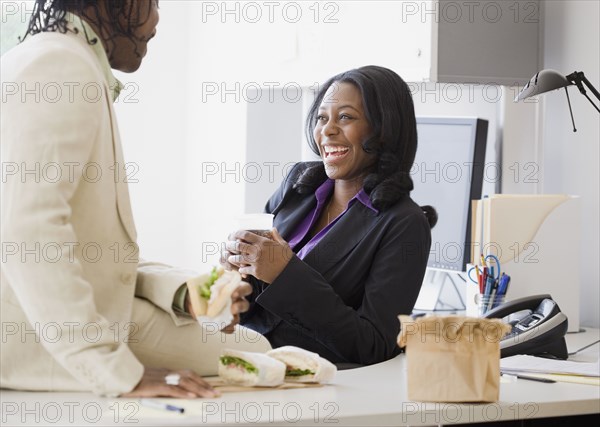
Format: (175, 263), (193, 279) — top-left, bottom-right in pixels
(515, 69), (600, 132)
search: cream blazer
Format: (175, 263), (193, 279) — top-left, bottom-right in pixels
(1, 26), (196, 396)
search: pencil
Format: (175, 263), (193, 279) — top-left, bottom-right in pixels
(502, 374), (556, 384)
(140, 399), (185, 413)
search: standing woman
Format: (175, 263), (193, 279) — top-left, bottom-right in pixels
(224, 65), (437, 366)
(1, 0), (268, 398)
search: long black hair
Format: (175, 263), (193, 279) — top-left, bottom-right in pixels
(296, 65), (437, 227)
(21, 0), (156, 59)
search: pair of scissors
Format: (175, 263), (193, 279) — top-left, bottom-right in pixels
(467, 265), (486, 294)
(467, 254), (501, 292)
(467, 266), (481, 285)
(483, 254), (501, 280)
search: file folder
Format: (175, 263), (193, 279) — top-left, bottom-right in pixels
(471, 195), (581, 332)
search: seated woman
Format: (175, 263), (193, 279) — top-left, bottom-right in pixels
(223, 65), (437, 366)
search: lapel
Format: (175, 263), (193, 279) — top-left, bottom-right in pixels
(302, 202), (381, 275)
(104, 87), (138, 243)
(272, 192), (317, 240)
(274, 189), (382, 276)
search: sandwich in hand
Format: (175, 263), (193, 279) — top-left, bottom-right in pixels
(187, 267), (242, 319)
(267, 346), (337, 383)
(218, 349), (286, 387)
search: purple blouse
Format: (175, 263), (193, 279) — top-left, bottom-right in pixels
(287, 179), (379, 259)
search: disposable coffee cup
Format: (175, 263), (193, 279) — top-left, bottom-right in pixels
(235, 214), (274, 239)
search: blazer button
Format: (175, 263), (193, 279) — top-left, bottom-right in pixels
(121, 273), (134, 285)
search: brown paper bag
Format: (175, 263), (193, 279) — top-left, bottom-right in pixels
(398, 315), (511, 403)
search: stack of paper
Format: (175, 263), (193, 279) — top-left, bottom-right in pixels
(501, 355), (600, 385)
(470, 195), (570, 265)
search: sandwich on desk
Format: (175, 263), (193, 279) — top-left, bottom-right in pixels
(218, 346), (337, 387)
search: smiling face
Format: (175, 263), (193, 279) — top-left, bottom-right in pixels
(314, 82), (375, 183)
(108, 0), (159, 72)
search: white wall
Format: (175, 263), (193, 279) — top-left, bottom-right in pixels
(110, 2), (511, 278)
(97, 1), (600, 326)
(113, 1), (191, 268)
(501, 1), (599, 328)
(245, 88), (304, 213)
(541, 0), (599, 328)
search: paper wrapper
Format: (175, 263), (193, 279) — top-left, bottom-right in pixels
(206, 377), (323, 392)
(267, 346), (337, 384)
(218, 349), (286, 387)
(188, 270), (240, 331)
(196, 299), (234, 331)
(398, 315), (511, 403)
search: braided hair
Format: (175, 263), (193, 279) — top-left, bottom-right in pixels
(21, 0), (157, 60)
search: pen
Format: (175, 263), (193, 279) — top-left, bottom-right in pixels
(482, 267), (488, 293)
(484, 269), (495, 296)
(140, 399), (185, 414)
(497, 274), (510, 296)
(487, 281), (498, 311)
(491, 274), (504, 308)
(502, 374), (556, 384)
(502, 274), (511, 295)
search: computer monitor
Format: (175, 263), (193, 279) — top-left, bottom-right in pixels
(411, 117), (488, 310)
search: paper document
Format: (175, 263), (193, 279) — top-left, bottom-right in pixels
(501, 355), (600, 377)
(512, 373), (600, 386)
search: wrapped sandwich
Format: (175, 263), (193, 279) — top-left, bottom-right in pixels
(267, 346), (337, 384)
(187, 267), (242, 328)
(218, 349), (286, 387)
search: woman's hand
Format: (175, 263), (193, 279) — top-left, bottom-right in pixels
(225, 228), (293, 284)
(184, 282), (252, 334)
(121, 367), (220, 398)
(221, 282), (251, 333)
(220, 243), (240, 273)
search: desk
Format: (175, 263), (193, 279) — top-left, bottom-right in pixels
(1, 329), (598, 426)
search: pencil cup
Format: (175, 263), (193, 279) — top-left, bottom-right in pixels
(476, 294), (506, 317)
(235, 214), (274, 239)
(465, 263), (480, 317)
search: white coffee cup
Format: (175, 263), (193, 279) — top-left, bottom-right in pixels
(234, 214), (274, 238)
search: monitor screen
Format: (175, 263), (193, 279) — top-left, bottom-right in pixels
(410, 117), (488, 272)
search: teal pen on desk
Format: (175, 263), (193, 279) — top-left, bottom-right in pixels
(139, 399), (185, 414)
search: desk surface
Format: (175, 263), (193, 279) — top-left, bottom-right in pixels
(2, 329), (599, 426)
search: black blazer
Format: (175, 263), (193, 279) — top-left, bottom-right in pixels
(241, 162), (431, 365)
